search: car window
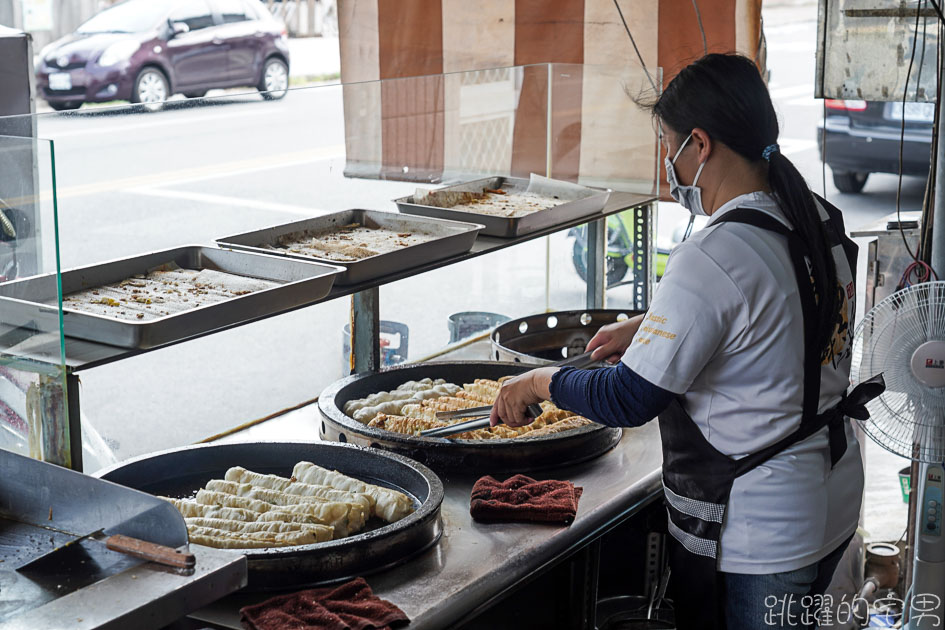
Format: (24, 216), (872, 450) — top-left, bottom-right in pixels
(217, 0), (248, 23)
(77, 0), (175, 34)
(169, 0), (215, 31)
(242, 0), (269, 21)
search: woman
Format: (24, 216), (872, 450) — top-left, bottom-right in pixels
(490, 54), (883, 630)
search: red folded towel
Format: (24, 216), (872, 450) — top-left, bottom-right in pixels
(470, 474), (583, 524)
(239, 577), (409, 630)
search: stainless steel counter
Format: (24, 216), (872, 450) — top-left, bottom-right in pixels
(190, 420), (664, 629)
(0, 545), (246, 630)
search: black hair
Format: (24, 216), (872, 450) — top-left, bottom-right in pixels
(652, 53), (839, 358)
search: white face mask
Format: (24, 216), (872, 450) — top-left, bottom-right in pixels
(664, 132), (708, 216)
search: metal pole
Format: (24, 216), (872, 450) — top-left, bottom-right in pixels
(66, 371), (82, 471)
(350, 288), (380, 374)
(932, 49), (945, 275)
(546, 63), (554, 313)
(586, 218), (606, 309)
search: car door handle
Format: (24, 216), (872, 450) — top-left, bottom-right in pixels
(212, 38), (224, 45)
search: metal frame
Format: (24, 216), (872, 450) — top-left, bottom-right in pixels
(2, 192), (655, 471)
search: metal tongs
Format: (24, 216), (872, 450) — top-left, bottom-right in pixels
(418, 350), (605, 438)
(419, 403), (544, 438)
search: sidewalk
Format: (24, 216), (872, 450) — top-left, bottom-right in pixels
(287, 36), (340, 81)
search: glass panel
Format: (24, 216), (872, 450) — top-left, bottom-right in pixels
(379, 63), (660, 358)
(0, 134), (69, 465)
(0, 63), (657, 465)
(817, 0), (938, 101)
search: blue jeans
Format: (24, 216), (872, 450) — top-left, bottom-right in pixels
(721, 535), (854, 630)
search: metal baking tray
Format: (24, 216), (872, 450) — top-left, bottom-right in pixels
(96, 441), (444, 590)
(394, 176), (612, 238)
(319, 361), (623, 474)
(0, 246), (342, 349)
(215, 209), (484, 286)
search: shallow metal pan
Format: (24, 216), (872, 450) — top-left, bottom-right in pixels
(394, 176), (611, 238)
(96, 441), (443, 590)
(0, 246), (342, 349)
(215, 209), (484, 286)
(318, 361), (623, 474)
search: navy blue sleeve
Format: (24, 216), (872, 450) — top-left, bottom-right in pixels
(548, 362), (675, 428)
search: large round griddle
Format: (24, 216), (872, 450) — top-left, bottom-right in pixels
(492, 309), (644, 364)
(95, 442), (443, 590)
(318, 362), (623, 474)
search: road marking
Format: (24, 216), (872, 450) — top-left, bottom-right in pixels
(129, 187), (321, 217)
(37, 101), (289, 140)
(769, 84), (814, 100)
(766, 41), (816, 53)
(50, 145), (345, 201)
(780, 138), (818, 156)
(786, 96), (820, 107)
(764, 22), (816, 36)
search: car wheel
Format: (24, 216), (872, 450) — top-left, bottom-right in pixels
(132, 67), (169, 112)
(258, 58), (288, 100)
(49, 101), (82, 111)
(832, 171), (869, 194)
(183, 90), (207, 99)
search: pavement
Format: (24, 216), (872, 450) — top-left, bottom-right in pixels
(286, 36), (340, 80)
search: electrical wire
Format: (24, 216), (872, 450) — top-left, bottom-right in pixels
(613, 0), (659, 94)
(755, 14), (767, 65)
(919, 17), (943, 264)
(895, 0), (932, 275)
(915, 0), (930, 93)
(690, 0), (708, 55)
(820, 106), (826, 199)
(820, 0), (830, 200)
(929, 0), (945, 24)
(898, 260), (939, 290)
(612, 0), (706, 243)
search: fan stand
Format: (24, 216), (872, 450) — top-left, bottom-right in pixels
(904, 343), (945, 629)
(905, 458), (944, 629)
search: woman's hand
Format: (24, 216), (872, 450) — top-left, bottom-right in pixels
(490, 367), (557, 427)
(585, 314), (645, 363)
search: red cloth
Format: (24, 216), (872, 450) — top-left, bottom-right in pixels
(239, 577), (409, 630)
(469, 474), (583, 524)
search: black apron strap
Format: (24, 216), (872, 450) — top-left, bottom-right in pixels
(711, 208), (837, 474)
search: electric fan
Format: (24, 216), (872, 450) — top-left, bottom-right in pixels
(851, 281), (945, 629)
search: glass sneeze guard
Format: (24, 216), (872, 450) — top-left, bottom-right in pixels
(0, 63), (659, 470)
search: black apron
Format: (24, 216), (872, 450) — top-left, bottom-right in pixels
(659, 205), (886, 630)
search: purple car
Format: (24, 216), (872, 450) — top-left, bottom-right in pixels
(35, 0), (290, 111)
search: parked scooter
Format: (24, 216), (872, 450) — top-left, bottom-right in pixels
(569, 209), (670, 287)
(0, 197), (21, 283)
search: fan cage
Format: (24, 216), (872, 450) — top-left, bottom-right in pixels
(850, 282), (945, 464)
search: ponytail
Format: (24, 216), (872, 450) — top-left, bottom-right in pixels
(766, 151), (839, 357)
(651, 54), (839, 357)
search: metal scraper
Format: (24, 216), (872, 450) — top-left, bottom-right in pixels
(16, 526), (195, 572)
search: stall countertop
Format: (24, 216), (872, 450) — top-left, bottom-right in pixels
(0, 545), (246, 630)
(190, 420), (664, 629)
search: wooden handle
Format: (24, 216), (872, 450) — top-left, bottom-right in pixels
(105, 534), (196, 569)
